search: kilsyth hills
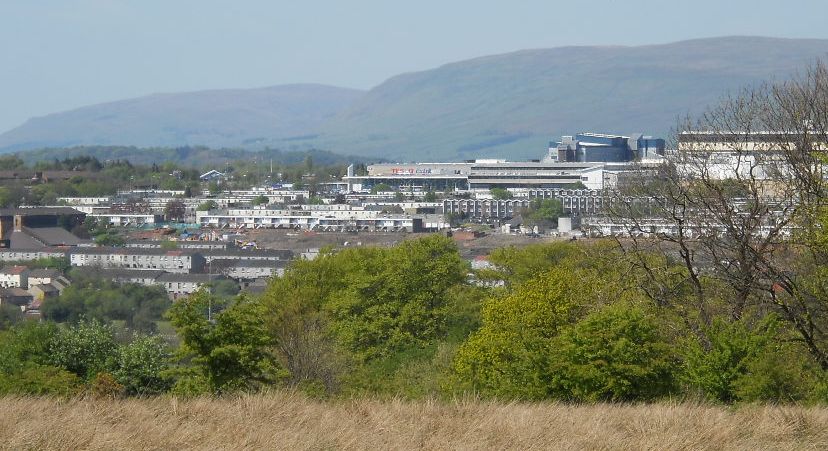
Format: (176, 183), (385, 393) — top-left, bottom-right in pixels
(3, 36), (828, 162)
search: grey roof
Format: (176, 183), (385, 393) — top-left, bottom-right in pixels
(0, 287), (33, 300)
(96, 269), (166, 280)
(0, 247), (69, 255)
(209, 258), (287, 269)
(50, 277), (70, 290)
(507, 215), (524, 226)
(201, 248), (294, 259)
(28, 269), (61, 278)
(0, 207), (84, 216)
(9, 231), (45, 249)
(0, 266), (29, 275)
(22, 227), (86, 246)
(156, 273), (224, 283)
(69, 247), (202, 257)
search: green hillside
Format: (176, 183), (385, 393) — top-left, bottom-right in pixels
(301, 36), (828, 161)
(0, 84), (364, 153)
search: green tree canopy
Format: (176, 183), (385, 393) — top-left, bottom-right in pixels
(490, 188), (513, 200)
(197, 200), (218, 211)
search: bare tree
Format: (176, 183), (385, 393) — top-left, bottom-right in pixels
(607, 61), (828, 368)
(164, 200), (186, 222)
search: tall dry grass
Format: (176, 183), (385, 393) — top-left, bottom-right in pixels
(1, 391), (827, 450)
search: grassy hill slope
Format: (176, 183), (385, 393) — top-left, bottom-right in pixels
(1, 393), (826, 449)
(0, 84), (364, 153)
(304, 36), (828, 161)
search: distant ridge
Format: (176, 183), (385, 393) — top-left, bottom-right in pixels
(0, 84), (364, 153)
(3, 37), (828, 161)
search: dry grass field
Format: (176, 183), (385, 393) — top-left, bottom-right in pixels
(1, 392), (827, 450)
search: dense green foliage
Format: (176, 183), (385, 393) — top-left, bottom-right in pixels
(454, 241), (828, 403)
(0, 320), (170, 396)
(258, 235), (473, 396)
(42, 272), (170, 333)
(522, 198), (564, 226)
(196, 200), (218, 211)
(545, 304), (676, 401)
(167, 292), (282, 394)
(1, 236), (827, 403)
(490, 188), (513, 200)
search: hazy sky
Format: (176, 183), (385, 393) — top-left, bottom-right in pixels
(2, 0), (827, 133)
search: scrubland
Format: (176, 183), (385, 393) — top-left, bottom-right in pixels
(1, 392), (827, 450)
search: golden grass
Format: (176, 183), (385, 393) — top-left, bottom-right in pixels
(1, 392), (827, 450)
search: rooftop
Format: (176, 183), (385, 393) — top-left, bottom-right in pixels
(69, 247), (202, 256)
(0, 287), (32, 298)
(96, 269), (166, 280)
(30, 283), (58, 293)
(0, 266), (29, 275)
(156, 273), (224, 283)
(0, 207), (84, 216)
(28, 269), (61, 278)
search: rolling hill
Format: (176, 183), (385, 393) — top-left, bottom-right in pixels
(2, 37), (828, 161)
(0, 84), (364, 153)
(305, 36), (828, 161)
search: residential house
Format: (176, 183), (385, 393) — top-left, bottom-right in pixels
(69, 247), (206, 274)
(28, 283), (59, 302)
(0, 266), (29, 288)
(156, 273), (226, 299)
(28, 268), (62, 286)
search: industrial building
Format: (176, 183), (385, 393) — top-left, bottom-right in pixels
(0, 207), (88, 249)
(343, 132), (664, 193)
(551, 133), (665, 162)
(344, 160), (605, 192)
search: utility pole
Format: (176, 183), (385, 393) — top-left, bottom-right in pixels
(207, 259), (213, 322)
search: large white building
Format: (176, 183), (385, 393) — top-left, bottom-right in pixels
(196, 207), (424, 232)
(343, 160), (606, 192)
(69, 247), (206, 273)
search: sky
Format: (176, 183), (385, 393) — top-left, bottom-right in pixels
(2, 0), (828, 134)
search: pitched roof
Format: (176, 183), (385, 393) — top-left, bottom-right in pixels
(156, 273), (225, 283)
(69, 247), (201, 256)
(30, 283), (58, 293)
(0, 266), (29, 275)
(201, 248), (294, 259)
(22, 227), (86, 246)
(8, 231), (44, 249)
(0, 207), (84, 216)
(28, 269), (61, 278)
(209, 258), (287, 269)
(97, 269), (166, 281)
(0, 287), (33, 298)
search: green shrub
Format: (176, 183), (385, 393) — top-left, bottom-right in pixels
(49, 319), (118, 380)
(0, 363), (82, 397)
(546, 304), (677, 402)
(680, 317), (777, 403)
(114, 335), (172, 396)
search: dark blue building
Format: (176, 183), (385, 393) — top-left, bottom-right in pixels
(552, 132), (665, 162)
